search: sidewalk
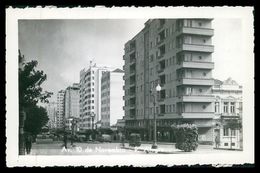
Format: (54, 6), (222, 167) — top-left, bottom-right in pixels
(121, 143), (183, 154)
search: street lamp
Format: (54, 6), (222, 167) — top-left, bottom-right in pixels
(151, 83), (161, 149)
(91, 112), (95, 130)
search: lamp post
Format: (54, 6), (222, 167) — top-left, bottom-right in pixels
(151, 83), (161, 149)
(91, 112), (95, 130)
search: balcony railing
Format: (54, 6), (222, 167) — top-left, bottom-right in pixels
(157, 67), (165, 74)
(176, 61), (214, 70)
(176, 78), (214, 86)
(178, 112), (214, 119)
(178, 43), (214, 53)
(177, 26), (214, 36)
(176, 94), (215, 102)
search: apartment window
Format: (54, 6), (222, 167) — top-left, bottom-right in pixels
(92, 94), (94, 97)
(230, 102), (235, 113)
(150, 55), (154, 62)
(172, 56), (175, 65)
(150, 68), (153, 76)
(231, 130), (236, 136)
(172, 104), (175, 112)
(223, 128), (229, 136)
(224, 102), (228, 113)
(215, 102), (220, 113)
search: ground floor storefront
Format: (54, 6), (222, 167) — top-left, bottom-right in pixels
(124, 119), (215, 144)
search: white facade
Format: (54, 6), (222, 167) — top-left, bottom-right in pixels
(101, 69), (124, 128)
(79, 63), (115, 130)
(56, 90), (65, 129)
(46, 102), (57, 129)
(212, 78), (243, 149)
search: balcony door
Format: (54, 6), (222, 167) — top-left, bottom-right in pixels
(185, 69), (192, 78)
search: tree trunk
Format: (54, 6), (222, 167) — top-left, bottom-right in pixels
(19, 110), (26, 155)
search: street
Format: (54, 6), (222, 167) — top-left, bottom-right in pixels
(29, 141), (242, 155)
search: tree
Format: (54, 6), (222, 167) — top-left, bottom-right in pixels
(171, 123), (199, 152)
(225, 118), (242, 149)
(18, 50), (52, 155)
(24, 106), (49, 137)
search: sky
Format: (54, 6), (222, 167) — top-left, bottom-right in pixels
(18, 18), (250, 102)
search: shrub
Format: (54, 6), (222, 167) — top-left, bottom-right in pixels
(171, 123), (198, 152)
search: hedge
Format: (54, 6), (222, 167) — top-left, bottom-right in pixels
(171, 123), (198, 152)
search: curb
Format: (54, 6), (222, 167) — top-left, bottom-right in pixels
(121, 146), (183, 154)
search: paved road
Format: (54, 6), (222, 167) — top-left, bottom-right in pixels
(29, 141), (242, 155)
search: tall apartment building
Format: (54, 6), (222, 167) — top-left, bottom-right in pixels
(64, 83), (80, 119)
(123, 19), (215, 143)
(56, 90), (65, 129)
(101, 68), (124, 128)
(46, 102), (57, 129)
(79, 63), (115, 130)
(212, 78), (243, 149)
(64, 83), (80, 131)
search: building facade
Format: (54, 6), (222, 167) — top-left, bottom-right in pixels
(212, 78), (243, 149)
(64, 83), (80, 119)
(64, 83), (80, 131)
(56, 90), (65, 129)
(100, 69), (124, 128)
(79, 63), (115, 130)
(123, 19), (215, 143)
(46, 102), (57, 129)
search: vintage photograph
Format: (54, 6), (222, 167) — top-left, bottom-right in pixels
(6, 7), (254, 167)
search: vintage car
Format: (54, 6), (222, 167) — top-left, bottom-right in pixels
(129, 133), (141, 147)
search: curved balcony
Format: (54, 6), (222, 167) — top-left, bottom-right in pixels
(176, 94), (215, 102)
(176, 78), (214, 86)
(177, 26), (214, 36)
(178, 43), (214, 53)
(176, 61), (214, 70)
(178, 112), (214, 119)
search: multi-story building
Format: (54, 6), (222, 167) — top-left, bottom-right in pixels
(46, 102), (57, 129)
(56, 90), (65, 129)
(212, 78), (243, 149)
(64, 83), (80, 119)
(79, 62), (115, 130)
(64, 83), (80, 131)
(100, 68), (124, 128)
(123, 19), (215, 143)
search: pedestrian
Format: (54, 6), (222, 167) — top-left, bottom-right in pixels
(63, 132), (67, 149)
(71, 134), (74, 146)
(121, 134), (125, 147)
(25, 132), (32, 154)
(215, 135), (220, 148)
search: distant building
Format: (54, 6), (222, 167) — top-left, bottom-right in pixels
(56, 90), (65, 129)
(79, 62), (115, 130)
(64, 83), (80, 119)
(212, 78), (243, 149)
(101, 68), (124, 128)
(64, 83), (80, 131)
(46, 102), (57, 129)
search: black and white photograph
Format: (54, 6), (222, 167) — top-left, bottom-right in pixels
(6, 7), (254, 167)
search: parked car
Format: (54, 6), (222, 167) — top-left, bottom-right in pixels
(97, 134), (112, 143)
(129, 133), (141, 147)
(75, 134), (86, 142)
